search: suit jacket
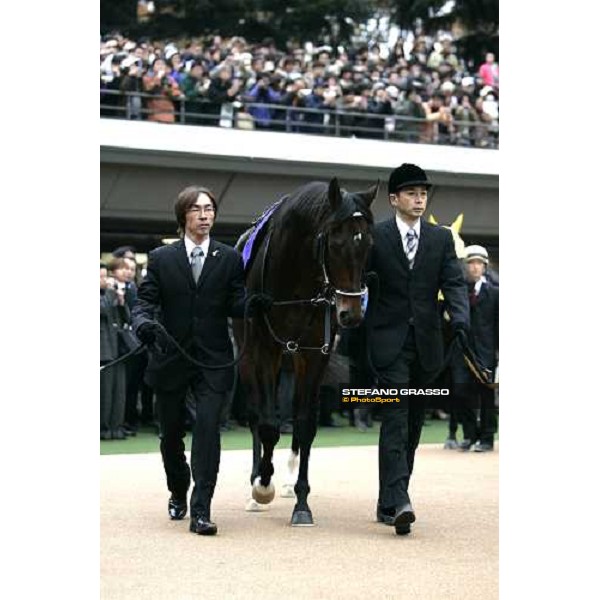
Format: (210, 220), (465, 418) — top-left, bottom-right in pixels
(100, 289), (130, 362)
(366, 218), (469, 373)
(468, 281), (499, 371)
(132, 238), (246, 392)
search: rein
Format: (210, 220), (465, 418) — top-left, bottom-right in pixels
(100, 298), (255, 373)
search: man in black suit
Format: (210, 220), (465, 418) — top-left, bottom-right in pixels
(132, 185), (268, 536)
(366, 163), (469, 535)
(455, 245), (499, 452)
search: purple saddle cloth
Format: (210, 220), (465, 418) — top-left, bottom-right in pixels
(241, 197), (285, 270)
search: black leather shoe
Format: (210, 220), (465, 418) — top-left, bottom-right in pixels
(474, 442), (494, 452)
(393, 504), (416, 535)
(122, 424), (138, 437)
(376, 505), (395, 525)
(395, 523), (411, 535)
(190, 515), (217, 536)
(168, 495), (188, 520)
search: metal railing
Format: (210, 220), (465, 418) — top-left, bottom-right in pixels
(99, 88), (499, 149)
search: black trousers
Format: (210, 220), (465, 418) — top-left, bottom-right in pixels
(155, 375), (226, 519)
(458, 385), (497, 445)
(100, 361), (126, 434)
(124, 351), (148, 427)
(377, 328), (436, 509)
(452, 362), (497, 445)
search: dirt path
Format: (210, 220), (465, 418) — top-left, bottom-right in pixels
(101, 444), (498, 599)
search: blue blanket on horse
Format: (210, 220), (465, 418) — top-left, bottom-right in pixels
(241, 197), (286, 271)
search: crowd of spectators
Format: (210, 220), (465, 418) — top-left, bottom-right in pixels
(100, 32), (499, 147)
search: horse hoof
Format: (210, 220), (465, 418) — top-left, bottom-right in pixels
(252, 477), (275, 504)
(291, 510), (314, 527)
(280, 484), (295, 498)
(245, 498), (266, 512)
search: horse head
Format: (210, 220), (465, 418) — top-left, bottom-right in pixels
(322, 178), (377, 328)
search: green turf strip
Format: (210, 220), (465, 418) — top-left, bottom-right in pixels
(99, 419), (473, 455)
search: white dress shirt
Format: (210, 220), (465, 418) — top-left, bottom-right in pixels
(184, 235), (210, 265)
(474, 275), (486, 295)
(395, 216), (421, 256)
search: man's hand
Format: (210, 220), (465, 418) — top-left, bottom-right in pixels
(248, 292), (273, 315)
(137, 322), (160, 346)
(451, 321), (469, 340)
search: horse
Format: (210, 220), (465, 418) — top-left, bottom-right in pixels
(233, 178), (377, 526)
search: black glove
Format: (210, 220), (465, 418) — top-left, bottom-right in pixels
(137, 322), (159, 346)
(451, 321), (469, 340)
(249, 292), (273, 315)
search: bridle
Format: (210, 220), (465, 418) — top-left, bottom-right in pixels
(261, 210), (371, 354)
(314, 211), (369, 300)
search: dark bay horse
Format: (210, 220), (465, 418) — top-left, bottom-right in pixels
(234, 178), (377, 526)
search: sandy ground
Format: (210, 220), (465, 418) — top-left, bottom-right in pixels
(101, 444), (498, 600)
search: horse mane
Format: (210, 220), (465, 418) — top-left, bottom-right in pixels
(273, 181), (373, 232)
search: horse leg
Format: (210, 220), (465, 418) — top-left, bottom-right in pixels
(281, 425), (299, 499)
(290, 355), (325, 526)
(237, 334), (272, 511)
(251, 352), (281, 505)
(245, 413), (267, 512)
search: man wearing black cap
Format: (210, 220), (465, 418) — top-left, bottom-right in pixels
(366, 163), (469, 535)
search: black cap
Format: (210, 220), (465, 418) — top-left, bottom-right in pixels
(388, 163), (432, 194)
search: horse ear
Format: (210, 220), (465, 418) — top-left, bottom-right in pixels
(428, 214), (438, 225)
(450, 213), (464, 234)
(328, 178), (342, 211)
(357, 180), (379, 206)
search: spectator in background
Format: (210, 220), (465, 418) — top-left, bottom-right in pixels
(167, 51), (186, 85)
(245, 73), (283, 129)
(473, 96), (494, 148)
(395, 88), (425, 142)
(303, 81), (336, 134)
(119, 57), (144, 119)
(100, 53), (123, 117)
(142, 57), (182, 123)
(100, 263), (130, 441)
(181, 61), (211, 125)
(280, 77), (309, 132)
(206, 66), (243, 126)
(367, 84), (393, 139)
(421, 93), (454, 144)
(454, 94), (479, 146)
(481, 88), (499, 147)
(478, 52), (499, 90)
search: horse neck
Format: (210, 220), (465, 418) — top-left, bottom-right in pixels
(266, 213), (324, 298)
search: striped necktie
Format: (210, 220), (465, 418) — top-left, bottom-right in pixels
(406, 229), (417, 269)
(191, 246), (204, 283)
